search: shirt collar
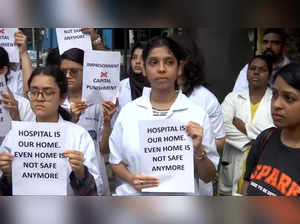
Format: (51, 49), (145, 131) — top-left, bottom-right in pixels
(137, 87), (189, 112)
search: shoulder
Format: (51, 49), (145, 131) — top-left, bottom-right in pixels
(120, 78), (130, 87)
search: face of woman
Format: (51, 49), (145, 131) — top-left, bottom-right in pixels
(144, 46), (181, 91)
(131, 48), (143, 74)
(60, 59), (83, 92)
(247, 58), (270, 89)
(271, 76), (300, 129)
(29, 75), (64, 122)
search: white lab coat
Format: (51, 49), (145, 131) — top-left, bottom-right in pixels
(61, 99), (110, 195)
(109, 89), (219, 195)
(218, 88), (274, 195)
(0, 116), (103, 195)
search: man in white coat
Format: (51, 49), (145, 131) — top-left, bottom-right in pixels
(233, 28), (290, 92)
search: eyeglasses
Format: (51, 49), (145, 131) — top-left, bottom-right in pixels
(61, 68), (83, 77)
(27, 89), (57, 101)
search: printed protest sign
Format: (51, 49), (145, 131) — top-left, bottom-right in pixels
(0, 75), (11, 141)
(139, 119), (195, 193)
(11, 121), (68, 195)
(82, 50), (120, 104)
(0, 28), (19, 63)
(56, 28), (92, 55)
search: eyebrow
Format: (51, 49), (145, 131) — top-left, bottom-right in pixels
(29, 87), (56, 91)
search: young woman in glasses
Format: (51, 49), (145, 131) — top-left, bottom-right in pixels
(0, 66), (102, 195)
(59, 48), (116, 195)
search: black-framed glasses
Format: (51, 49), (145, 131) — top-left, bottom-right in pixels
(61, 68), (83, 77)
(27, 89), (57, 101)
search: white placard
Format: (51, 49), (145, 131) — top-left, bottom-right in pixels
(56, 28), (92, 55)
(11, 121), (68, 195)
(0, 75), (11, 139)
(82, 50), (120, 104)
(0, 28), (19, 63)
(139, 119), (195, 193)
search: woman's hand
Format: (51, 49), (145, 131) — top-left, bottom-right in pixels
(0, 152), (14, 177)
(81, 28), (98, 41)
(64, 150), (85, 180)
(1, 88), (20, 121)
(14, 29), (28, 56)
(233, 116), (247, 135)
(130, 174), (160, 191)
(102, 100), (117, 125)
(70, 101), (88, 123)
(186, 121), (204, 154)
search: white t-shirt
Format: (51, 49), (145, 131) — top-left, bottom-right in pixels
(109, 89), (219, 195)
(0, 116), (102, 195)
(61, 99), (110, 195)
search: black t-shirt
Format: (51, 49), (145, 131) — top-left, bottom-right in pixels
(244, 128), (300, 196)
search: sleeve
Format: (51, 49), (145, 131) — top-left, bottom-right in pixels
(78, 130), (103, 195)
(206, 97), (225, 139)
(244, 129), (269, 181)
(221, 93), (251, 151)
(0, 132), (13, 196)
(245, 121), (274, 141)
(69, 165), (97, 196)
(17, 96), (35, 121)
(232, 64), (249, 92)
(109, 117), (124, 165)
(201, 111), (220, 169)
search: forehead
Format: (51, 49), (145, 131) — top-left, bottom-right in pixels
(133, 48), (143, 55)
(250, 58), (268, 67)
(60, 59), (82, 69)
(30, 75), (58, 89)
(263, 33), (282, 41)
(147, 46), (176, 59)
(273, 76), (300, 94)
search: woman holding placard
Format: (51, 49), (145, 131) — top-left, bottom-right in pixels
(109, 36), (219, 195)
(59, 48), (116, 195)
(0, 66), (102, 195)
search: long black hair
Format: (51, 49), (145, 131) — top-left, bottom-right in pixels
(0, 47), (10, 83)
(28, 66), (71, 121)
(60, 48), (84, 66)
(273, 62), (300, 91)
(128, 41), (150, 100)
(169, 34), (208, 96)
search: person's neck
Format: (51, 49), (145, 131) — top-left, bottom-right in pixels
(37, 114), (59, 123)
(281, 127), (300, 149)
(249, 86), (267, 104)
(273, 55), (284, 69)
(68, 89), (82, 103)
(150, 88), (178, 110)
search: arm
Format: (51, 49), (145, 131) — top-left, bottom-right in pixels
(111, 162), (159, 191)
(186, 121), (217, 183)
(1, 87), (21, 121)
(216, 137), (225, 156)
(81, 28), (107, 50)
(222, 93), (251, 151)
(14, 29), (32, 95)
(99, 101), (117, 154)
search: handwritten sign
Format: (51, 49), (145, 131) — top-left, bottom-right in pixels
(82, 50), (120, 104)
(0, 28), (19, 63)
(11, 121), (68, 195)
(139, 119), (195, 193)
(56, 28), (92, 55)
(0, 75), (11, 141)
